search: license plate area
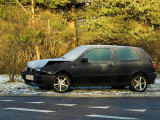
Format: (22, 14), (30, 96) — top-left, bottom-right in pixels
(26, 75), (34, 81)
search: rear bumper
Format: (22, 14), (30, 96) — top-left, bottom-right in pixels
(21, 71), (55, 87)
(146, 72), (157, 84)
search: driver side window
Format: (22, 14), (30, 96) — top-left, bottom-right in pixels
(84, 48), (111, 62)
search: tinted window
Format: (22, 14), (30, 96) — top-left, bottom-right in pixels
(84, 48), (111, 62)
(116, 49), (140, 61)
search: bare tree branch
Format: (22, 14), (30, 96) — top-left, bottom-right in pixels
(15, 0), (27, 12)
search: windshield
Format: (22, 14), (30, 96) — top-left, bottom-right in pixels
(62, 46), (89, 60)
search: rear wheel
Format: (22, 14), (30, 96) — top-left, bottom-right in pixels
(52, 73), (71, 93)
(130, 74), (147, 92)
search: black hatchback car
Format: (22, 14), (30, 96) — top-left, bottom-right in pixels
(22, 45), (157, 93)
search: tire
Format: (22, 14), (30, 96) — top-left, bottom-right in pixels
(52, 73), (71, 93)
(112, 86), (125, 89)
(130, 74), (147, 92)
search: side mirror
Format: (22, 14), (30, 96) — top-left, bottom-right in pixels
(81, 58), (88, 63)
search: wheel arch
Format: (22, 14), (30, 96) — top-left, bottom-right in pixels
(131, 72), (149, 83)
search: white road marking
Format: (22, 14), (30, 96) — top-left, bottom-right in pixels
(86, 114), (139, 120)
(89, 106), (110, 109)
(25, 102), (45, 104)
(4, 107), (55, 113)
(56, 104), (76, 107)
(124, 109), (146, 112)
(0, 100), (15, 102)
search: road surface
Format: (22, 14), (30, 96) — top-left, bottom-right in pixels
(0, 96), (160, 120)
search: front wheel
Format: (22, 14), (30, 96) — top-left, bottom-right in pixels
(130, 74), (147, 92)
(52, 73), (71, 93)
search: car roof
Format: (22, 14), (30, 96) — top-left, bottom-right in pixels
(80, 45), (140, 49)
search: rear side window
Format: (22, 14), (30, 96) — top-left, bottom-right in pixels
(84, 48), (111, 62)
(116, 49), (140, 61)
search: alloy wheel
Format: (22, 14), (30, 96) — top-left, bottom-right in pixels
(131, 75), (147, 92)
(53, 74), (71, 93)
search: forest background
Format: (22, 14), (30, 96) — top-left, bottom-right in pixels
(0, 0), (159, 82)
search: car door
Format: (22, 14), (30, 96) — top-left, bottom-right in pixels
(114, 48), (141, 84)
(74, 47), (115, 85)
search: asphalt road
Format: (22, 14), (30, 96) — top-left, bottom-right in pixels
(0, 96), (160, 120)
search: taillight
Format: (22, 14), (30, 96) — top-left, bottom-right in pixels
(152, 62), (156, 69)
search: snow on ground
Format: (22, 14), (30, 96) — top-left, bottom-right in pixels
(0, 74), (160, 96)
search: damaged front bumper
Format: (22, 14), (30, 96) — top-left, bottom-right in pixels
(21, 71), (55, 87)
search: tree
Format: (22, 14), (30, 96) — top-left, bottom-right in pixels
(18, 0), (78, 49)
(0, 0), (160, 78)
(0, 3), (29, 82)
(0, 0), (73, 81)
(79, 0), (160, 63)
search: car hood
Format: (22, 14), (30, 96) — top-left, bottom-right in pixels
(27, 58), (70, 70)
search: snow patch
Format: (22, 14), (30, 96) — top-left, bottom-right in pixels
(0, 75), (160, 96)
